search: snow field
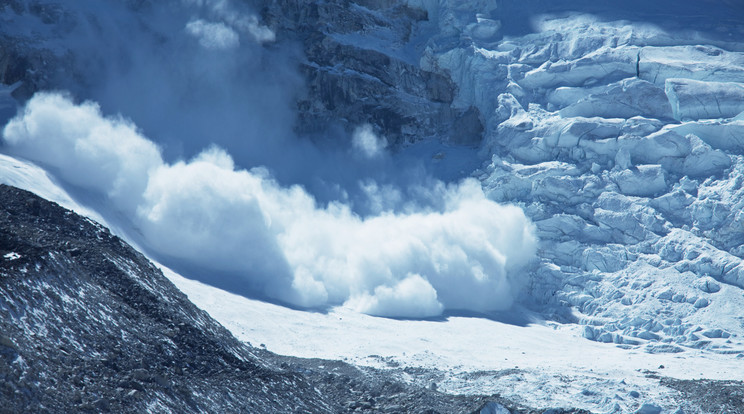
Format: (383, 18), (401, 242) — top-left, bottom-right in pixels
(162, 265), (744, 413)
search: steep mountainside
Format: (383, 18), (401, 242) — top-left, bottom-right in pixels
(0, 185), (506, 413)
(0, 185), (330, 412)
(3, 0), (744, 411)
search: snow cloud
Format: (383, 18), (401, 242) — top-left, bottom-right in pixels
(352, 124), (388, 159)
(181, 0), (275, 43)
(2, 93), (537, 318)
(2, 93), (161, 214)
(47, 0), (292, 177)
(186, 19), (240, 50)
(346, 274), (443, 318)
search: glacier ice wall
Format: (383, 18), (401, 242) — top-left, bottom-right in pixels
(409, 3), (744, 353)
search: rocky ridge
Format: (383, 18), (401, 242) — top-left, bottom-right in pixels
(0, 184), (330, 412)
(2, 183), (574, 413)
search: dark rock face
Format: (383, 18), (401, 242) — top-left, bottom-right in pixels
(0, 185), (332, 413)
(0, 185), (512, 413)
(0, 39), (54, 101)
(660, 378), (744, 413)
(262, 1), (432, 144)
(263, 0), (482, 146)
(0, 0), (483, 147)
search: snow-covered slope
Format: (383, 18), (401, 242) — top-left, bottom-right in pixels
(3, 0), (744, 412)
(164, 265), (744, 412)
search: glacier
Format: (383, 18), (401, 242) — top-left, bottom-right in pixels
(2, 0), (744, 412)
(401, 2), (744, 357)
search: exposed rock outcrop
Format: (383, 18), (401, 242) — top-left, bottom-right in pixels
(0, 185), (330, 412)
(263, 0), (482, 145)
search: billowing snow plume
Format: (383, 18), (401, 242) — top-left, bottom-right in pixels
(185, 20), (241, 50)
(3, 93), (537, 317)
(351, 125), (388, 159)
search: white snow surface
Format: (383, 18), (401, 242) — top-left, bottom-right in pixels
(0, 153), (110, 228)
(163, 265), (743, 412)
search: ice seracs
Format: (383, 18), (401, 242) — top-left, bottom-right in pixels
(414, 3), (744, 356)
(665, 78), (744, 122)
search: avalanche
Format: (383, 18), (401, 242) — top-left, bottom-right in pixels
(2, 0), (744, 412)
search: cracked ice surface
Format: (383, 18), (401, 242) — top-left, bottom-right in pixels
(419, 7), (744, 355)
